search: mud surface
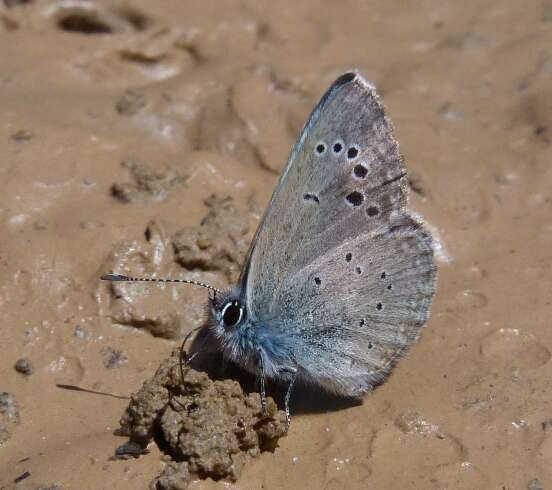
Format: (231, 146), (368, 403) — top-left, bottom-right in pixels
(118, 351), (286, 489)
(1, 1), (552, 489)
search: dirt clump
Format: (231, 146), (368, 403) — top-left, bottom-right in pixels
(111, 159), (187, 203)
(118, 351), (287, 489)
(172, 195), (250, 283)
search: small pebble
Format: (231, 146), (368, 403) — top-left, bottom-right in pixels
(528, 478), (544, 490)
(74, 325), (89, 339)
(11, 129), (33, 142)
(116, 89), (146, 116)
(14, 357), (33, 376)
(33, 220), (48, 231)
(102, 347), (128, 369)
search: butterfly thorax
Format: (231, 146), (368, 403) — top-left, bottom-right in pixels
(208, 288), (298, 379)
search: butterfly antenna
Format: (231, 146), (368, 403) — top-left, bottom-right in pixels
(101, 273), (222, 294)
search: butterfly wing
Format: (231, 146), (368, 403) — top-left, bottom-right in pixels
(271, 213), (436, 394)
(243, 72), (407, 319)
(240, 72), (436, 394)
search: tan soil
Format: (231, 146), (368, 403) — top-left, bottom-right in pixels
(1, 1), (551, 489)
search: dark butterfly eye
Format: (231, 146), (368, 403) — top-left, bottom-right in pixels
(221, 301), (243, 328)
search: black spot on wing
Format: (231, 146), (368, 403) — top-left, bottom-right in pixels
(303, 193), (320, 204)
(332, 141), (343, 154)
(347, 147), (359, 159)
(346, 191), (364, 206)
(353, 164), (368, 179)
(367, 206), (379, 217)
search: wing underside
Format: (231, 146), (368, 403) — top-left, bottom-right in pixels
(240, 72), (436, 395)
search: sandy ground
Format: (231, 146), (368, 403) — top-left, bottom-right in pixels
(1, 0), (552, 488)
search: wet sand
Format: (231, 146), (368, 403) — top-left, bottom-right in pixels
(1, 1), (552, 488)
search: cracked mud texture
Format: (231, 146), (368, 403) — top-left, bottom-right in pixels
(119, 351), (287, 489)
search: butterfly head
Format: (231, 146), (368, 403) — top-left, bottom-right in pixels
(209, 288), (247, 336)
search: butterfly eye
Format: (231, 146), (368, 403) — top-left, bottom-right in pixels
(221, 301), (243, 328)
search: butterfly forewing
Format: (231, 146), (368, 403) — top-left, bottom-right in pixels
(244, 72), (408, 319)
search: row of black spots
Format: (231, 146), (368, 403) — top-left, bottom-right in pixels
(313, 275), (384, 291)
(343, 189), (380, 218)
(380, 271), (393, 290)
(358, 320), (374, 349)
(343, 252), (363, 277)
(314, 140), (360, 160)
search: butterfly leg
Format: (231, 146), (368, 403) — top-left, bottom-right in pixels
(257, 348), (267, 415)
(172, 326), (204, 411)
(281, 367), (297, 431)
(179, 326), (203, 381)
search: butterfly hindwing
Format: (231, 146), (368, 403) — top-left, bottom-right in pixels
(271, 213), (436, 394)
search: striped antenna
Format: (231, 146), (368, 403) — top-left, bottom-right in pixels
(101, 273), (221, 294)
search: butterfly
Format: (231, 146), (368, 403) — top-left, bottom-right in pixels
(103, 72), (437, 426)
